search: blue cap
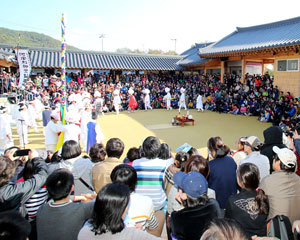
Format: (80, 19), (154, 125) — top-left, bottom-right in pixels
(173, 171), (208, 198)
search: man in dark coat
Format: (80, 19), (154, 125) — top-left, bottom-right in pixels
(261, 126), (286, 173)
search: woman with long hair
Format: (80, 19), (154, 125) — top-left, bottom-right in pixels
(225, 163), (269, 237)
(78, 183), (162, 240)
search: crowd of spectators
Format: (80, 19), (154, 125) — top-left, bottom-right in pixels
(1, 69), (300, 239)
(1, 70), (300, 130)
(1, 128), (300, 239)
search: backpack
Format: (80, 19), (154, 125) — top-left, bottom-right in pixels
(267, 215), (294, 240)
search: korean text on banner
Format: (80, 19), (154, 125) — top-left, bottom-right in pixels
(16, 49), (31, 87)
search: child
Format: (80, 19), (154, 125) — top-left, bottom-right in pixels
(36, 169), (94, 240)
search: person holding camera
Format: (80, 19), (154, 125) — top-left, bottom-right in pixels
(0, 148), (48, 217)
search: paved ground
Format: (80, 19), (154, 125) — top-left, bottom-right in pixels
(12, 109), (271, 159)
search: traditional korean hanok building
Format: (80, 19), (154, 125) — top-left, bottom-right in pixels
(197, 16), (300, 96)
(0, 43), (183, 76)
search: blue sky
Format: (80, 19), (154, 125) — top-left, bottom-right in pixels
(1, 0), (300, 53)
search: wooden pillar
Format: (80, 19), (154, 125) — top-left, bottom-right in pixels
(262, 62), (265, 75)
(204, 67), (207, 75)
(221, 61), (225, 83)
(83, 69), (88, 76)
(242, 59), (246, 83)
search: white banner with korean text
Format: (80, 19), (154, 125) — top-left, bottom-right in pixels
(16, 49), (31, 87)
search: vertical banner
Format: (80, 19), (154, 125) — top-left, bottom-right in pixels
(16, 49), (31, 87)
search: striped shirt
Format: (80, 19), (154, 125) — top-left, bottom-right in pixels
(17, 177), (48, 218)
(133, 157), (172, 211)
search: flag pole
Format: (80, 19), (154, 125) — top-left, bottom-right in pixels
(55, 13), (67, 152)
(61, 13), (66, 105)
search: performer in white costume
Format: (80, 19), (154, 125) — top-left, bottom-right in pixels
(80, 104), (92, 151)
(45, 111), (62, 152)
(164, 87), (172, 110)
(94, 91), (104, 116)
(0, 107), (13, 150)
(143, 88), (152, 111)
(196, 93), (204, 112)
(68, 94), (79, 115)
(60, 113), (81, 143)
(28, 100), (39, 132)
(16, 104), (31, 147)
(113, 88), (121, 114)
(178, 87), (187, 113)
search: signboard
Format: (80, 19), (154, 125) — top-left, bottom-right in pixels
(246, 61), (262, 75)
(16, 49), (31, 87)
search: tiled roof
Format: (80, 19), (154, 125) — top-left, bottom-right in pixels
(0, 44), (183, 71)
(199, 16), (300, 56)
(0, 49), (16, 63)
(178, 43), (213, 66)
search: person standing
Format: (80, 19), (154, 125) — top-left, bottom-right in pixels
(28, 100), (39, 133)
(45, 112), (63, 152)
(113, 88), (121, 114)
(196, 93), (204, 112)
(178, 87), (187, 113)
(94, 91), (104, 116)
(86, 111), (105, 153)
(80, 105), (92, 151)
(164, 87), (172, 111)
(16, 104), (31, 148)
(60, 114), (81, 143)
(0, 107), (13, 150)
(144, 88), (152, 111)
(128, 88), (138, 113)
(42, 105), (52, 129)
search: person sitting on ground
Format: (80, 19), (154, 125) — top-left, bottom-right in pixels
(16, 157), (49, 239)
(207, 136), (237, 209)
(260, 146), (300, 224)
(0, 210), (31, 240)
(36, 169), (94, 240)
(231, 137), (247, 165)
(170, 171), (222, 240)
(240, 136), (270, 180)
(132, 136), (173, 211)
(0, 148), (48, 217)
(92, 138), (125, 193)
(261, 126), (286, 173)
(111, 164), (165, 237)
(78, 183), (163, 240)
(89, 143), (107, 164)
(48, 140), (94, 195)
(123, 147), (141, 165)
(200, 218), (248, 240)
(293, 220), (300, 240)
(225, 163), (269, 238)
(158, 143), (173, 161)
(164, 151), (188, 196)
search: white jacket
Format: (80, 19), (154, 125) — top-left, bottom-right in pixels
(45, 121), (64, 145)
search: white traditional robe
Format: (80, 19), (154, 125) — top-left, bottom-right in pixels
(196, 95), (204, 112)
(16, 110), (31, 147)
(0, 113), (13, 150)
